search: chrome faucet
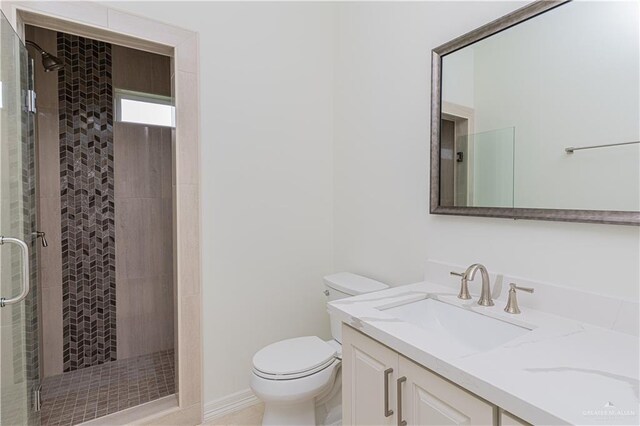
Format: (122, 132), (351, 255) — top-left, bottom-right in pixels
(464, 264), (494, 306)
(450, 264), (494, 306)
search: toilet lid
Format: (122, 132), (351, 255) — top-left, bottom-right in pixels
(253, 336), (337, 377)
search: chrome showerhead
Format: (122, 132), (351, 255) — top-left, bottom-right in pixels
(40, 52), (64, 72)
(26, 40), (64, 72)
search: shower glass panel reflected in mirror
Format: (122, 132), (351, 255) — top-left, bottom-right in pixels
(439, 0), (640, 212)
(440, 122), (514, 208)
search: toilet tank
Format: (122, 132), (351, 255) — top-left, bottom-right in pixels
(324, 272), (389, 343)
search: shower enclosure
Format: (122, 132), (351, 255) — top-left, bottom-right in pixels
(0, 10), (41, 426)
(1, 7), (185, 424)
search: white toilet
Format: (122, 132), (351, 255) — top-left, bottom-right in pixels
(250, 272), (389, 426)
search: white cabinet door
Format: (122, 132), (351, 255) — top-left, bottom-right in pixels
(398, 356), (494, 426)
(342, 324), (399, 426)
(500, 410), (530, 426)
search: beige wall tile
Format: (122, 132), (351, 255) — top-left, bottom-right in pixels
(31, 25), (63, 378)
(115, 120), (174, 359)
(115, 274), (136, 318)
(41, 286), (63, 377)
(107, 9), (192, 48)
(112, 44), (171, 97)
(178, 294), (202, 407)
(24, 1), (109, 28)
(38, 197), (61, 289)
(112, 46), (175, 363)
(162, 199), (174, 268)
(35, 108), (59, 199)
(160, 274), (175, 349)
(171, 127), (177, 187)
(30, 26), (59, 110)
(176, 184), (200, 297)
(114, 123), (164, 199)
(176, 35), (199, 74)
(175, 71), (200, 185)
(116, 198), (170, 278)
(117, 274), (175, 359)
(162, 127), (173, 199)
(116, 303), (144, 359)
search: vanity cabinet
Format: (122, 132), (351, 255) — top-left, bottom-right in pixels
(343, 325), (494, 425)
(342, 323), (398, 426)
(500, 410), (530, 426)
(400, 356), (493, 425)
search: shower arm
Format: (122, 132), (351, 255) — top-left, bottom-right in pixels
(26, 40), (46, 54)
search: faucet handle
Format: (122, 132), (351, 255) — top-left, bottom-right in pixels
(450, 271), (471, 300)
(504, 283), (534, 314)
(511, 283), (534, 293)
(34, 231), (48, 248)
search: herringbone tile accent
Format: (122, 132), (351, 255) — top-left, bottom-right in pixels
(58, 32), (116, 372)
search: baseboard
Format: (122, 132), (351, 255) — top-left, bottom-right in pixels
(203, 389), (260, 422)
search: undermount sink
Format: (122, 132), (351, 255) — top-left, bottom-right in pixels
(379, 298), (530, 354)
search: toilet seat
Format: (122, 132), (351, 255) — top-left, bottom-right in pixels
(250, 273), (389, 425)
(253, 336), (337, 380)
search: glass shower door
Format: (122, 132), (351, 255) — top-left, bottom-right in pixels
(0, 10), (40, 426)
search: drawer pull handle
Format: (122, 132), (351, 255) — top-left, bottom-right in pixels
(384, 368), (394, 417)
(397, 376), (407, 426)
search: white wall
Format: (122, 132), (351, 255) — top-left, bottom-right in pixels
(102, 1), (335, 404)
(441, 47), (474, 109)
(105, 1), (640, 409)
(333, 0), (640, 301)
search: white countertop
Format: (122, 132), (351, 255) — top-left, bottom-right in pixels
(329, 281), (639, 425)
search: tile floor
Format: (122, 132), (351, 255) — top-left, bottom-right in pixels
(40, 349), (175, 426)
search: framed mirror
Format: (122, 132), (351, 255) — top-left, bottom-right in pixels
(430, 0), (640, 225)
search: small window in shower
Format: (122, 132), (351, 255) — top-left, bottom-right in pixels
(115, 89), (175, 127)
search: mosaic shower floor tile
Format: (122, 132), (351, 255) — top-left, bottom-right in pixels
(40, 349), (174, 426)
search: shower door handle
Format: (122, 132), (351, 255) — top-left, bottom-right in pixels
(0, 236), (30, 307)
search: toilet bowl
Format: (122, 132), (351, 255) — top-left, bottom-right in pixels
(250, 273), (388, 426)
(251, 337), (341, 425)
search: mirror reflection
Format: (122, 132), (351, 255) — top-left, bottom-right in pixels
(439, 1), (639, 211)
